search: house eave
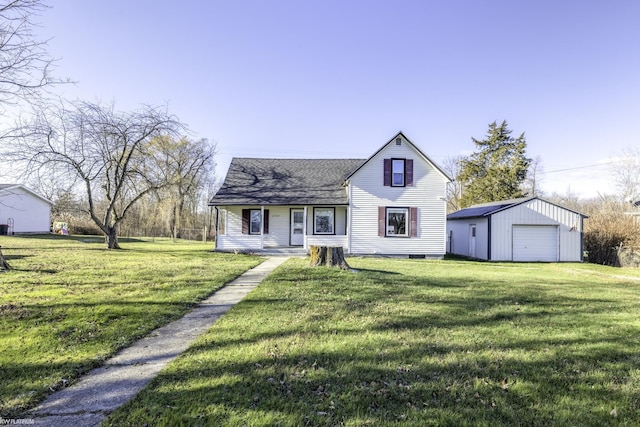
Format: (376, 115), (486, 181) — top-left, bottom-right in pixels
(0, 184), (54, 205)
(209, 202), (351, 207)
(345, 131), (453, 183)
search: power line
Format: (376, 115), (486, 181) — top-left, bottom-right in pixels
(543, 160), (622, 174)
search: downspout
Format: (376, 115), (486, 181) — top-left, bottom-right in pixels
(580, 215), (585, 262)
(303, 206), (308, 250)
(347, 182), (352, 254)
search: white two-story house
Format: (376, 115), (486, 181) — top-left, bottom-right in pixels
(209, 132), (451, 257)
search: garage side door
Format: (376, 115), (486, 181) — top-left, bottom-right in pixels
(512, 225), (558, 262)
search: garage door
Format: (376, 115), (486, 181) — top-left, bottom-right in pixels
(512, 225), (558, 262)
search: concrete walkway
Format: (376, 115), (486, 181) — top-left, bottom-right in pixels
(29, 256), (290, 427)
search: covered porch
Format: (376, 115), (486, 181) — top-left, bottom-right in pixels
(214, 205), (350, 253)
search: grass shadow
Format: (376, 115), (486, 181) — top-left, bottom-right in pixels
(102, 257), (640, 426)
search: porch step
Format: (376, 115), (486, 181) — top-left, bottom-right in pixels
(251, 247), (309, 256)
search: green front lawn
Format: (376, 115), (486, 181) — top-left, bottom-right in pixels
(104, 258), (640, 426)
(0, 235), (261, 417)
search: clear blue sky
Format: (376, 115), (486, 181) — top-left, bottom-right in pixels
(34, 0), (640, 198)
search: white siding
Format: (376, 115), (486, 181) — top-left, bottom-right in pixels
(216, 233), (262, 251)
(0, 186), (51, 233)
(216, 207), (258, 251)
(216, 205), (349, 251)
(216, 206), (293, 249)
(491, 199), (583, 262)
(446, 217), (489, 260)
(349, 137), (448, 256)
(263, 206), (292, 247)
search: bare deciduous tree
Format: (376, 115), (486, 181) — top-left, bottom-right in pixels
(150, 136), (216, 239)
(9, 100), (186, 248)
(0, 0), (65, 112)
(522, 155), (545, 197)
(441, 155), (465, 213)
(611, 147), (640, 203)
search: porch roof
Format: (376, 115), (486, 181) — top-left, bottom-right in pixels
(209, 158), (366, 206)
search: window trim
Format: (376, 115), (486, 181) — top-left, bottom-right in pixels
(386, 207), (409, 237)
(249, 209), (262, 234)
(242, 208), (269, 235)
(313, 207), (335, 235)
(391, 158), (406, 187)
(378, 206), (418, 238)
(384, 158), (414, 187)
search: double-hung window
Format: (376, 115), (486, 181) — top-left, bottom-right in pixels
(242, 209), (269, 234)
(249, 209), (262, 234)
(384, 158), (413, 187)
(391, 159), (405, 187)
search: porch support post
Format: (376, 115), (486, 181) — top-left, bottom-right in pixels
(213, 206), (219, 250)
(260, 205), (265, 249)
(303, 206), (308, 250)
(347, 204), (352, 254)
(347, 183), (353, 254)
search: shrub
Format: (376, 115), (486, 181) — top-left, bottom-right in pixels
(583, 200), (640, 265)
(52, 212), (102, 236)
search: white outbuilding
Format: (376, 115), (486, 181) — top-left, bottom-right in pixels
(0, 184), (53, 234)
(446, 197), (588, 262)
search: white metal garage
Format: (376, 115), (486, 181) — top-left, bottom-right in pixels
(512, 225), (558, 262)
(446, 197), (588, 262)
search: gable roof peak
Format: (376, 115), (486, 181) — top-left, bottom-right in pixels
(0, 183), (53, 205)
(346, 132), (452, 182)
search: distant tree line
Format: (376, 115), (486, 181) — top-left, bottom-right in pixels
(5, 99), (217, 249)
(0, 1), (217, 249)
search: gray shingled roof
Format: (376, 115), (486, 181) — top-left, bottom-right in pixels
(447, 197), (534, 219)
(209, 158), (366, 206)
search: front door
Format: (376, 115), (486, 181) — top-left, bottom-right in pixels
(290, 209), (304, 246)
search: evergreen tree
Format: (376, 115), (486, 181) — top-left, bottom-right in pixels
(458, 121), (531, 208)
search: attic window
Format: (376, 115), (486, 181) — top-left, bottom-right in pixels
(395, 138), (402, 145)
(383, 158), (413, 186)
(392, 159), (405, 186)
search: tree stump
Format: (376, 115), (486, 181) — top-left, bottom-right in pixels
(309, 246), (351, 270)
(0, 246), (10, 271)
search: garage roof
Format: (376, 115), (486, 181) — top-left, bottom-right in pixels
(447, 197), (589, 220)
